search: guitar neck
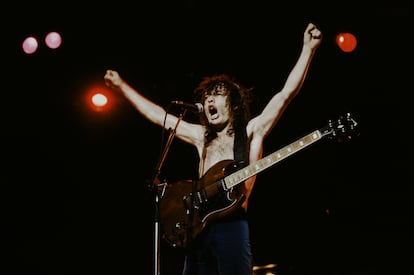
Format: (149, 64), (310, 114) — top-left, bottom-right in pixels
(224, 129), (323, 189)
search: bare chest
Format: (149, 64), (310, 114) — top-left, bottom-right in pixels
(201, 136), (234, 176)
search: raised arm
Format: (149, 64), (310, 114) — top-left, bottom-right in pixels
(104, 70), (204, 146)
(248, 23), (323, 139)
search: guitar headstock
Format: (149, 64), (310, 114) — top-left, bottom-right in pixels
(320, 112), (359, 142)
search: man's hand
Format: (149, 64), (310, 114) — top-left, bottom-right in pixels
(104, 69), (122, 89)
(304, 23), (322, 49)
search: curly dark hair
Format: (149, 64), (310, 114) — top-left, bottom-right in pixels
(193, 74), (253, 144)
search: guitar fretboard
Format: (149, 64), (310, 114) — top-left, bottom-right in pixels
(224, 130), (322, 189)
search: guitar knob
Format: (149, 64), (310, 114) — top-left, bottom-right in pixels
(173, 222), (183, 234)
(174, 222), (187, 230)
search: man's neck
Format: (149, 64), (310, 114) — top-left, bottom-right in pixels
(213, 123), (234, 137)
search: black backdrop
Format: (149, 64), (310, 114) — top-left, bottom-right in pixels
(2, 1), (410, 274)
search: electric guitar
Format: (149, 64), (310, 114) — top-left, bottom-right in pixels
(159, 113), (358, 249)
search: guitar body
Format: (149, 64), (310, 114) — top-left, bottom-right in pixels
(159, 159), (245, 248)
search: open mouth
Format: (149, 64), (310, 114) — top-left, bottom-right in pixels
(209, 106), (218, 119)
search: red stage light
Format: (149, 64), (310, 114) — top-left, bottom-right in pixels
(336, 32), (357, 53)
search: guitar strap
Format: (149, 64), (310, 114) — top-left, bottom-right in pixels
(234, 126), (249, 165)
(221, 125), (249, 221)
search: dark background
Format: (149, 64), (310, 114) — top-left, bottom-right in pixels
(2, 1), (410, 274)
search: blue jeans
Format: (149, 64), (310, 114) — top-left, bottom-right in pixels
(182, 219), (253, 275)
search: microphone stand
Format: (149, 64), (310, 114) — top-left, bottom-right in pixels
(150, 109), (187, 275)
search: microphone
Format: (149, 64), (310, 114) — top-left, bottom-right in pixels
(171, 101), (204, 114)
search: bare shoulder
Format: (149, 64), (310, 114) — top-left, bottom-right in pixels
(177, 121), (206, 147)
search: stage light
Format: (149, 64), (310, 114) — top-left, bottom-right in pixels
(45, 31), (62, 49)
(22, 36), (39, 54)
(92, 93), (108, 108)
(84, 86), (114, 113)
(336, 32), (357, 53)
